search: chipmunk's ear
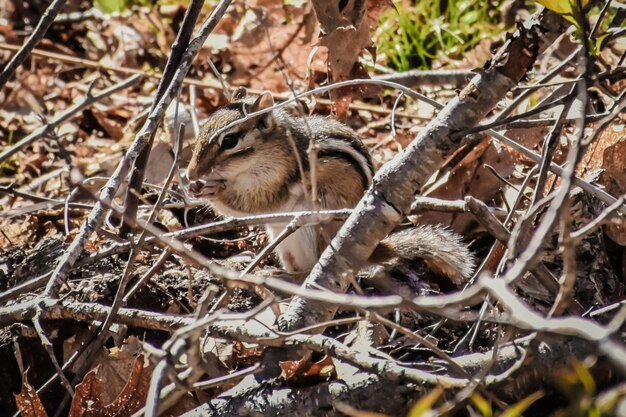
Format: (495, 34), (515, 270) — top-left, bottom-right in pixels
(251, 91), (274, 112)
(284, 98), (310, 118)
(231, 87), (248, 101)
(251, 91), (276, 130)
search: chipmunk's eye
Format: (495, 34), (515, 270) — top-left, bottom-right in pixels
(258, 117), (268, 130)
(221, 134), (239, 150)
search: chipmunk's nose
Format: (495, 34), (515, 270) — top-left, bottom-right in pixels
(188, 179), (206, 195)
(184, 168), (201, 186)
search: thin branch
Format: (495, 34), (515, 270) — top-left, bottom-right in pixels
(0, 74), (141, 165)
(0, 41), (429, 113)
(0, 210), (352, 304)
(41, 0), (233, 298)
(0, 0), (68, 89)
(279, 9), (569, 332)
(120, 0), (206, 237)
(374, 69), (475, 87)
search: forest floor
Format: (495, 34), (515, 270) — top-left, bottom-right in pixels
(0, 1), (625, 416)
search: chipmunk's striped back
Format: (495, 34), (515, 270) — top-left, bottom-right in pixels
(187, 88), (474, 282)
(187, 89), (375, 272)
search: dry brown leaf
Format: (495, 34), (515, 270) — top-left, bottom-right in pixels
(279, 354), (310, 380)
(91, 106), (128, 141)
(419, 139), (515, 234)
(0, 23), (20, 45)
(504, 126), (552, 164)
(0, 213), (38, 246)
(15, 373), (48, 417)
(66, 354), (151, 417)
(575, 124), (626, 245)
(93, 359), (135, 405)
(580, 124), (624, 175)
(63, 330), (97, 365)
(233, 341), (264, 367)
(366, 0), (394, 30)
(596, 128), (626, 246)
(87, 337), (144, 405)
(226, 5), (320, 93)
(328, 62), (381, 119)
(311, 0), (388, 117)
(102, 355), (151, 417)
(69, 370), (108, 417)
(301, 355), (335, 378)
(232, 9), (267, 46)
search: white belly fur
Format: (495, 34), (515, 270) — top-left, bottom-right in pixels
(210, 181), (321, 273)
(265, 223), (319, 273)
(264, 182), (320, 273)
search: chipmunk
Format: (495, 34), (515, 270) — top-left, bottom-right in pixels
(187, 88), (474, 290)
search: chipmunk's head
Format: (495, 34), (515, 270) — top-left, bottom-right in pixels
(186, 88), (279, 194)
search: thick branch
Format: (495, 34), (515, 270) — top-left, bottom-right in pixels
(183, 336), (606, 416)
(279, 10), (566, 330)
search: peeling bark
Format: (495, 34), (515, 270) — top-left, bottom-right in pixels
(279, 10), (566, 331)
(183, 336), (610, 416)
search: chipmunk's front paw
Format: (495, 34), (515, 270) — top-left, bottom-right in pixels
(189, 178), (226, 197)
(268, 269), (308, 283)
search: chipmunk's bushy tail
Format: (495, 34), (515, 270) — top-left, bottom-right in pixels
(370, 226), (475, 291)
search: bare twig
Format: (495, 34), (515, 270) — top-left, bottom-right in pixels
(0, 42), (421, 118)
(572, 195), (626, 241)
(529, 92), (573, 206)
(192, 364), (261, 390)
(494, 45), (582, 121)
(67, 125), (189, 391)
(550, 197), (577, 317)
(0, 210), (352, 304)
(279, 9), (568, 331)
(120, 0), (206, 237)
(0, 75), (141, 165)
(374, 69), (474, 87)
(0, 0), (68, 89)
(41, 0), (234, 298)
